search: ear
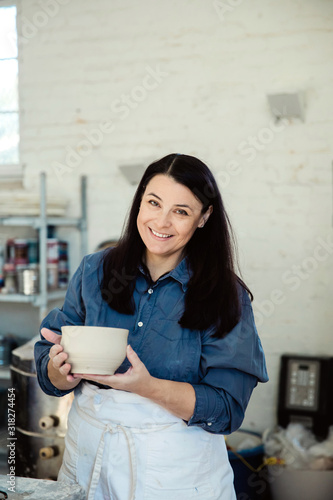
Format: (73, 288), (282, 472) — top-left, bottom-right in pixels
(198, 205), (213, 228)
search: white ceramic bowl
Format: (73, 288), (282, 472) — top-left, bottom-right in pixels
(61, 326), (129, 374)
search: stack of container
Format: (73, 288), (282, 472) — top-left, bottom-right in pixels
(0, 238), (39, 295)
(0, 237), (69, 295)
(47, 239), (69, 290)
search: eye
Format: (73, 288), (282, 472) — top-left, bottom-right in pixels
(148, 199), (159, 207)
(176, 209), (189, 216)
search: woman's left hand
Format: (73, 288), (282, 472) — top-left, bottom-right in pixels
(73, 345), (154, 397)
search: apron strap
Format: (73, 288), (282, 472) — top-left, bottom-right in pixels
(74, 398), (137, 500)
(118, 425), (137, 500)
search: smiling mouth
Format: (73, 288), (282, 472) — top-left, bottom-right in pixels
(149, 227), (173, 239)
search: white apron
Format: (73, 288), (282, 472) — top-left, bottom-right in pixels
(58, 382), (236, 500)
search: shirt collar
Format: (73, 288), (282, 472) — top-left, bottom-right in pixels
(138, 256), (191, 293)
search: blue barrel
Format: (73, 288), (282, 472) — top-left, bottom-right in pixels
(227, 430), (271, 500)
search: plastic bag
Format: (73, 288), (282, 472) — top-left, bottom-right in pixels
(263, 424), (333, 470)
(308, 426), (333, 470)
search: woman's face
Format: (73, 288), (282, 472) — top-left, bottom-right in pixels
(137, 174), (211, 267)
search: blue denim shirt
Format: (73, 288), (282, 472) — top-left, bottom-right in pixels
(34, 250), (268, 434)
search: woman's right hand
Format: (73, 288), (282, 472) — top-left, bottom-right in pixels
(41, 327), (78, 385)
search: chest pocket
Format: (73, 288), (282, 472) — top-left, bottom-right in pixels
(150, 319), (193, 341)
(146, 320), (200, 383)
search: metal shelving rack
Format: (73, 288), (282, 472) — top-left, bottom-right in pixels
(0, 172), (88, 321)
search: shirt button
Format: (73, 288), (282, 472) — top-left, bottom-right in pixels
(207, 422), (212, 426)
(148, 288), (153, 294)
(138, 321), (143, 327)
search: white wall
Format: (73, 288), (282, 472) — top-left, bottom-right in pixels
(2, 0), (333, 432)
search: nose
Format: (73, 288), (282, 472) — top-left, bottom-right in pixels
(155, 210), (172, 229)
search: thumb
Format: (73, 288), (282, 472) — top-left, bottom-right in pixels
(127, 345), (141, 367)
(41, 327), (62, 345)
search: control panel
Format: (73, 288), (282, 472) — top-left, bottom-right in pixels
(285, 359), (320, 411)
(278, 354), (333, 438)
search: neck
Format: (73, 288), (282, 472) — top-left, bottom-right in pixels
(144, 252), (183, 282)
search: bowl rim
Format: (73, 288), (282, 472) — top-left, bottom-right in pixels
(61, 325), (129, 334)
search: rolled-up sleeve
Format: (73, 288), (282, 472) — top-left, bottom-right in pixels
(34, 259), (86, 397)
(188, 289), (268, 434)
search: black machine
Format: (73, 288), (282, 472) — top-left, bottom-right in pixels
(278, 354), (333, 439)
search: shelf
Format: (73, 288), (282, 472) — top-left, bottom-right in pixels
(46, 290), (67, 301)
(0, 293), (35, 303)
(0, 215), (84, 229)
(0, 174), (87, 321)
(0, 290), (67, 304)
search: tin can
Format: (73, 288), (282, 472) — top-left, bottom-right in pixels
(47, 264), (58, 290)
(47, 239), (59, 264)
(59, 241), (68, 261)
(6, 239), (16, 264)
(14, 239), (29, 266)
(27, 239), (39, 264)
(3, 262), (17, 293)
(17, 264), (39, 295)
(58, 270), (69, 288)
(58, 260), (69, 289)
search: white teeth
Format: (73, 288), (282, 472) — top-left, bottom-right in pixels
(151, 228), (172, 238)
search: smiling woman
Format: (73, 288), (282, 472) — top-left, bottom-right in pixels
(34, 153), (268, 500)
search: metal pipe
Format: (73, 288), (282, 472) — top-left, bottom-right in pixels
(80, 175), (88, 258)
(39, 173), (47, 321)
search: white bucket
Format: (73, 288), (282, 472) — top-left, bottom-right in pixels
(268, 467), (333, 500)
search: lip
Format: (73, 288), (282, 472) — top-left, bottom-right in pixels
(148, 227), (173, 240)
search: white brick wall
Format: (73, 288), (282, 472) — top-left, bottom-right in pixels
(2, 0), (333, 433)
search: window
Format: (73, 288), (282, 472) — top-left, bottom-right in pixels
(0, 3), (20, 174)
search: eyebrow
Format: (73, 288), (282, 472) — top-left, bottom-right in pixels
(146, 192), (193, 211)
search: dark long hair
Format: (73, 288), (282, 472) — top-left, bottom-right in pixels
(101, 153), (252, 338)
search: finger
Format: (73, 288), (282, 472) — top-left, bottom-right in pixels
(41, 328), (62, 345)
(49, 344), (63, 359)
(52, 351), (68, 370)
(59, 362), (72, 377)
(126, 345), (141, 367)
